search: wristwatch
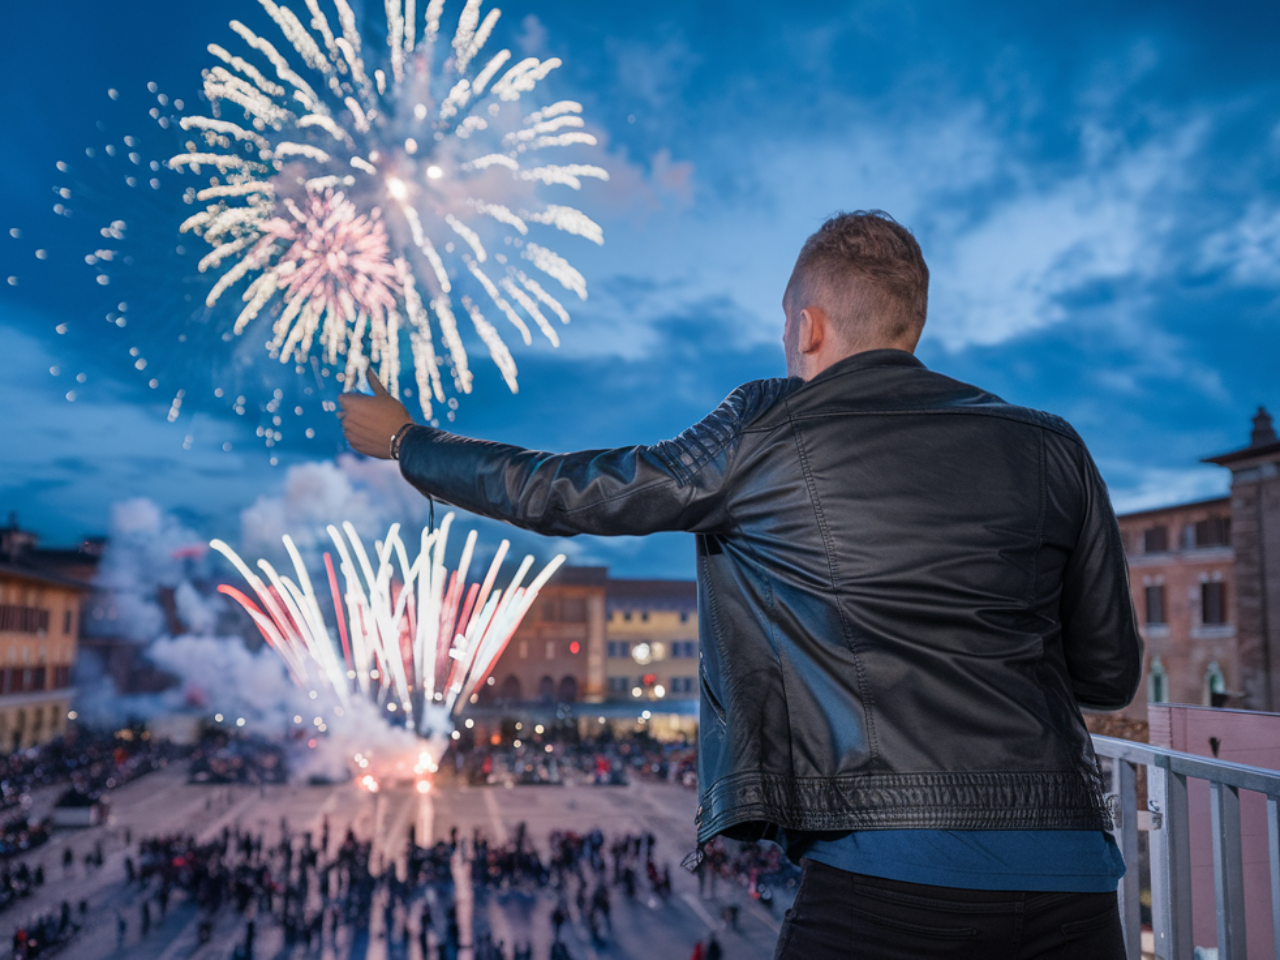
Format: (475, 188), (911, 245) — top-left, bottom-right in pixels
(389, 422), (415, 460)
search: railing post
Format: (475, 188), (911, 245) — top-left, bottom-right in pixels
(1210, 781), (1247, 958)
(1109, 758), (1142, 960)
(1268, 795), (1280, 960)
(1149, 760), (1192, 960)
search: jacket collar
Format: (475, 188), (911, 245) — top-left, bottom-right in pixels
(800, 348), (925, 389)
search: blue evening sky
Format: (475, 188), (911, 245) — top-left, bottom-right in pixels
(1, 0), (1278, 578)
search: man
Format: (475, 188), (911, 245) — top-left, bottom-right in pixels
(339, 211), (1141, 958)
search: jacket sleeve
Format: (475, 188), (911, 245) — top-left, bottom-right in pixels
(1057, 440), (1144, 710)
(396, 379), (791, 538)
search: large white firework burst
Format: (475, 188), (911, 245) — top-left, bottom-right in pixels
(171, 0), (607, 418)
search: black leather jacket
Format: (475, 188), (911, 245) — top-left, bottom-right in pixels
(399, 349), (1142, 843)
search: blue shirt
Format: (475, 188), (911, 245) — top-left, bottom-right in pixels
(785, 830), (1126, 892)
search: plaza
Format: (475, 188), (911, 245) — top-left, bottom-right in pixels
(1, 761), (791, 960)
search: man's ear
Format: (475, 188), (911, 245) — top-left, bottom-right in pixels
(798, 307), (826, 355)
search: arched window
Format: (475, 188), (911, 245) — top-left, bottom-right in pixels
(498, 675), (522, 703)
(1147, 656), (1168, 704)
(558, 675), (579, 703)
(537, 676), (556, 702)
(1205, 661), (1227, 708)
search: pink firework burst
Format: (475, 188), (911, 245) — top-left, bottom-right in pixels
(252, 191), (401, 383)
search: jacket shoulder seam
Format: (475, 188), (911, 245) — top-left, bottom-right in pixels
(787, 405), (1083, 441)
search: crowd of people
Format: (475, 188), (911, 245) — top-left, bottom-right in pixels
(104, 817), (753, 959)
(446, 732), (699, 792)
(112, 817), (387, 956)
(188, 736), (288, 786)
(1, 727), (785, 959)
(0, 820), (49, 866)
(9, 901), (80, 960)
(0, 727), (172, 814)
(696, 837), (800, 912)
(0, 862), (43, 915)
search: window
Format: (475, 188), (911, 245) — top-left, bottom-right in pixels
(1144, 585), (1166, 626)
(1205, 661), (1227, 707)
(680, 611), (690, 623)
(545, 641), (556, 660)
(1195, 517), (1231, 548)
(607, 641), (631, 659)
(669, 676), (695, 694)
(641, 611), (650, 622)
(1201, 582), (1227, 625)
(63, 610), (72, 635)
(623, 611), (633, 622)
(0, 606), (50, 635)
(1143, 526), (1169, 554)
(671, 641), (697, 658)
(537, 597), (588, 623)
(518, 640), (528, 659)
(607, 677), (629, 693)
(1147, 656), (1168, 704)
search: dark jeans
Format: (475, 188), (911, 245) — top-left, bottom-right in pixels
(773, 858), (1126, 960)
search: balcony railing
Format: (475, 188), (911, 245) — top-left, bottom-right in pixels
(1092, 734), (1280, 960)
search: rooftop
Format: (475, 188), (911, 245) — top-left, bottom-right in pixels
(0, 562), (93, 592)
(605, 578), (698, 614)
(1202, 405), (1280, 467)
(1116, 495), (1231, 523)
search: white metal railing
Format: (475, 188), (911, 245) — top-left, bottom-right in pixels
(1092, 734), (1280, 960)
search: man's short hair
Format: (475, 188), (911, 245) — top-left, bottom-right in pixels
(788, 211), (929, 345)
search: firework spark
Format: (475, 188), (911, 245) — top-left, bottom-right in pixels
(173, 0), (608, 418)
(210, 513), (566, 759)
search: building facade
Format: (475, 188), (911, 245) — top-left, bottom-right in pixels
(482, 566), (608, 706)
(602, 578), (699, 740)
(0, 564), (83, 751)
(471, 570), (701, 739)
(1116, 497), (1236, 717)
(603, 579), (699, 703)
(1204, 407), (1280, 712)
(1114, 406), (1280, 718)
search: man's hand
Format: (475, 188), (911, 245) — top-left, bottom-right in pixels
(336, 373), (414, 459)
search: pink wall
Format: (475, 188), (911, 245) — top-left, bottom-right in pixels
(1147, 704), (1279, 958)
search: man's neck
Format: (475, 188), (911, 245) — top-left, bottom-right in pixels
(799, 343), (917, 382)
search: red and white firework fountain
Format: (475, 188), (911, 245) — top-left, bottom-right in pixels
(210, 513), (564, 781)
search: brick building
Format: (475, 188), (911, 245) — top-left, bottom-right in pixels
(0, 564), (84, 751)
(481, 566), (608, 706)
(1116, 497), (1235, 716)
(1115, 406), (1280, 718)
(1203, 406), (1280, 712)
(472, 569), (701, 738)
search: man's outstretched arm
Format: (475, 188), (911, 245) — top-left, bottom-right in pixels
(337, 373), (794, 538)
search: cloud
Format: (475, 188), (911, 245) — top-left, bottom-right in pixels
(608, 34), (701, 114)
(0, 315), (291, 542)
(1106, 466), (1230, 515)
(1200, 202), (1280, 287)
(516, 13), (549, 56)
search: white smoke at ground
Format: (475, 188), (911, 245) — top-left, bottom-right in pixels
(149, 635), (424, 782)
